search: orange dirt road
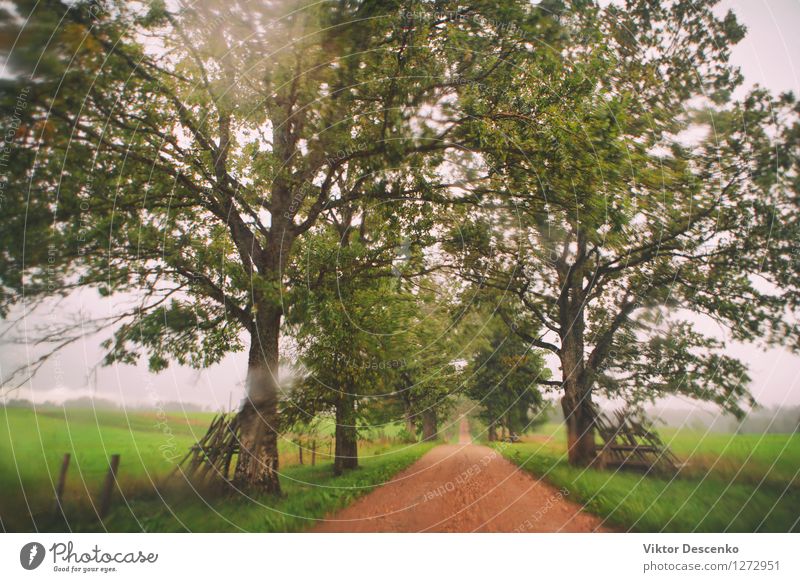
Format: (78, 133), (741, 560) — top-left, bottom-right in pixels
(312, 421), (610, 532)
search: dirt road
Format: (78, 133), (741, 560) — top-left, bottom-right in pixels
(312, 421), (609, 532)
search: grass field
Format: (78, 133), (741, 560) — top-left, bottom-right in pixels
(5, 407), (798, 532)
(494, 423), (800, 532)
(0, 407), (434, 532)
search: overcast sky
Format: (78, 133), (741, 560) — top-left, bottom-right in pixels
(1, 1), (799, 412)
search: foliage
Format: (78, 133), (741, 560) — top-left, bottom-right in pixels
(465, 316), (551, 437)
(450, 0), (800, 422)
(2, 0), (799, 477)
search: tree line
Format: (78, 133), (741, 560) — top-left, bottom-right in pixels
(1, 0), (798, 493)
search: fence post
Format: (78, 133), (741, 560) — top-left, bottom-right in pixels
(53, 453), (71, 517)
(311, 440), (316, 466)
(98, 454), (120, 519)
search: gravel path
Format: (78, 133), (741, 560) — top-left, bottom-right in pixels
(312, 421), (610, 532)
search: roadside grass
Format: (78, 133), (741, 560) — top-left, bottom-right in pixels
(0, 407), (434, 532)
(92, 441), (436, 532)
(497, 427), (800, 532)
(523, 423), (800, 489)
(658, 429), (800, 488)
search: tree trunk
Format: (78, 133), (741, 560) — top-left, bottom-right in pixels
(560, 328), (596, 466)
(402, 385), (417, 441)
(561, 386), (595, 465)
(422, 409), (437, 441)
(487, 421), (497, 442)
(555, 239), (597, 467)
(233, 308), (282, 494)
(334, 393), (358, 475)
(405, 414), (416, 440)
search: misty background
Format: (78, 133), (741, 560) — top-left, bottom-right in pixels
(1, 0), (799, 430)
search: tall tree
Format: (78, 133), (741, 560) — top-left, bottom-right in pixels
(284, 214), (466, 468)
(283, 216), (415, 474)
(453, 0), (800, 465)
(1, 0), (542, 491)
(465, 316), (550, 441)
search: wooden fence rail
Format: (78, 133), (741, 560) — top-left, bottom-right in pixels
(53, 453), (70, 517)
(98, 454), (121, 519)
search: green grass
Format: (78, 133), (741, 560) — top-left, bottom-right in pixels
(294, 416), (408, 440)
(97, 443), (435, 532)
(0, 407), (214, 527)
(496, 426), (800, 532)
(9, 406), (793, 532)
(0, 407), (435, 532)
(658, 428), (800, 487)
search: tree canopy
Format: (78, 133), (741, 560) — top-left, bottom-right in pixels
(450, 0), (800, 463)
(1, 0), (798, 484)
